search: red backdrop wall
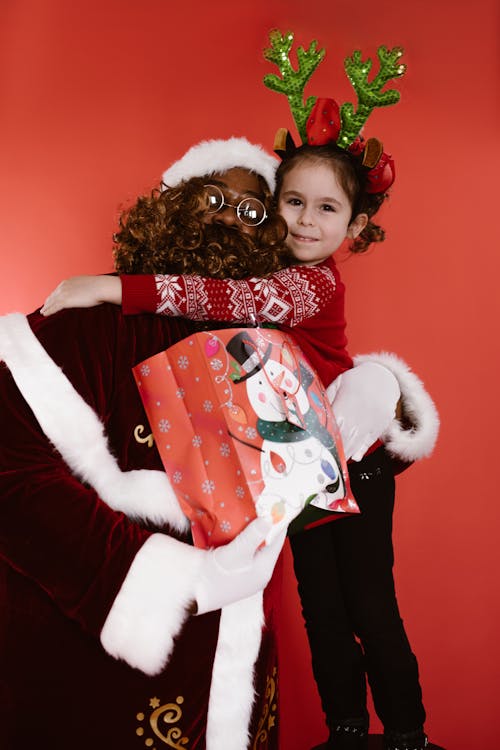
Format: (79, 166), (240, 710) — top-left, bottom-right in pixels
(1, 2), (499, 748)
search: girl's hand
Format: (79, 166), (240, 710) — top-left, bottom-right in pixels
(40, 275), (122, 316)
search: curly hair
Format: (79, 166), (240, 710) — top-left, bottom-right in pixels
(113, 177), (292, 278)
(275, 143), (389, 254)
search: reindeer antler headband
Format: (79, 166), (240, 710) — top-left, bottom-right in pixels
(263, 30), (406, 193)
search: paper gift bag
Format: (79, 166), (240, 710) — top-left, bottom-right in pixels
(133, 327), (358, 548)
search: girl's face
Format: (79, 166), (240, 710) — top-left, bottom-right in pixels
(278, 161), (367, 265)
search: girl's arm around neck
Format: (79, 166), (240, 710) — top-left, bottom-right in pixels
(121, 265), (338, 327)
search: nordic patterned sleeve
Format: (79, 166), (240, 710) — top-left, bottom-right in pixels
(153, 266), (337, 327)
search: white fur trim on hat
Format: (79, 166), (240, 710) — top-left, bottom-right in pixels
(354, 351), (440, 463)
(162, 137), (278, 193)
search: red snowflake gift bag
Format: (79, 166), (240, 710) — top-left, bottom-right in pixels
(133, 327), (358, 549)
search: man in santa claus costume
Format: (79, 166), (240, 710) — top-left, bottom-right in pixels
(0, 138), (293, 750)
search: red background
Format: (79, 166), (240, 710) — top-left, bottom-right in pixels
(1, 2), (499, 748)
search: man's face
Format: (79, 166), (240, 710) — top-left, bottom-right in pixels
(202, 167), (265, 237)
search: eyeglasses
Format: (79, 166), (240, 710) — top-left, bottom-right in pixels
(203, 184), (268, 227)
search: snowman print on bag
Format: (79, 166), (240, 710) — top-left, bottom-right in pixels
(225, 330), (346, 540)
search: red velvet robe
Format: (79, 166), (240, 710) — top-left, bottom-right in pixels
(0, 306), (281, 750)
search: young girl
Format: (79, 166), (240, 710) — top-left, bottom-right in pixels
(41, 143), (439, 750)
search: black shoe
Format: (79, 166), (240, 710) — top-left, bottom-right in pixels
(311, 720), (369, 749)
(383, 728), (445, 750)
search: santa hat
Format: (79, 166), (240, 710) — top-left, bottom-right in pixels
(162, 137), (279, 193)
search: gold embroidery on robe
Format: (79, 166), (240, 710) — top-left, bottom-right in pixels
(252, 666), (278, 748)
(134, 424), (154, 447)
(135, 695), (189, 748)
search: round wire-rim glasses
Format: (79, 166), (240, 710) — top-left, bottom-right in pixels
(203, 184), (268, 227)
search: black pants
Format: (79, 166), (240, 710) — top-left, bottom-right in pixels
(290, 447), (426, 732)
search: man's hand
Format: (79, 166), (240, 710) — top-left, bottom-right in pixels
(41, 275), (122, 316)
(194, 518), (286, 615)
(327, 362), (400, 462)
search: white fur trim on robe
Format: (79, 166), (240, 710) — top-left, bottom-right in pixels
(0, 312), (189, 532)
(207, 592), (264, 750)
(354, 351), (440, 462)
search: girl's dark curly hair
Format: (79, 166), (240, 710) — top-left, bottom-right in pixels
(113, 176), (292, 278)
(274, 143), (389, 254)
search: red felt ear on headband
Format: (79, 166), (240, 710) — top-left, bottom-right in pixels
(306, 98), (341, 146)
(365, 152), (395, 193)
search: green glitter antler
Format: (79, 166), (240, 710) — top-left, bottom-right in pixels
(337, 46), (406, 149)
(263, 29), (325, 142)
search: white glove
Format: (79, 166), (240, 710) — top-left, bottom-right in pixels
(327, 362), (400, 462)
(194, 518), (286, 615)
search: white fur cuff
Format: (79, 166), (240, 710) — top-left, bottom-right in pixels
(354, 352), (440, 462)
(100, 534), (204, 675)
